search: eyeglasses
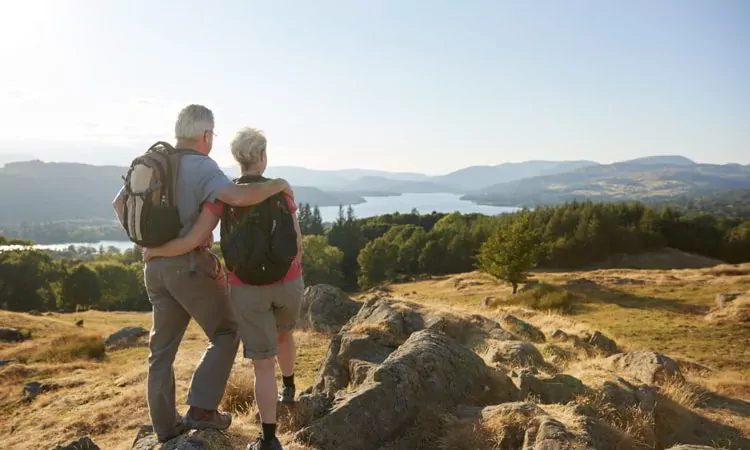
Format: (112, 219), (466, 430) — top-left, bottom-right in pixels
(205, 129), (218, 138)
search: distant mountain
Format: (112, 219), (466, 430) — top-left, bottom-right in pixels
(227, 166), (431, 189)
(464, 161), (750, 206)
(0, 161), (364, 224)
(623, 155), (696, 166)
(0, 154), (36, 166)
(435, 160), (599, 191)
(340, 176), (460, 195)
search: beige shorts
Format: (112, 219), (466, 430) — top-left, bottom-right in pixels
(229, 276), (304, 360)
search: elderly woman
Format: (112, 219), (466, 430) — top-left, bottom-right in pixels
(144, 127), (303, 450)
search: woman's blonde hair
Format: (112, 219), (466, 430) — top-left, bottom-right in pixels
(230, 127), (267, 169)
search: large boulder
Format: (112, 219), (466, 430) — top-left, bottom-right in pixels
(54, 437), (100, 450)
(487, 340), (546, 369)
(105, 326), (149, 347)
(295, 329), (518, 450)
(131, 426), (231, 450)
(499, 314), (546, 343)
(606, 352), (683, 385)
(310, 297), (516, 397)
(299, 284), (362, 333)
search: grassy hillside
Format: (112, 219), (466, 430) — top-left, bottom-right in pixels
(465, 162), (750, 206)
(1, 265), (749, 448)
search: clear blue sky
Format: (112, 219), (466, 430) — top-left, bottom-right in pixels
(0, 0), (747, 174)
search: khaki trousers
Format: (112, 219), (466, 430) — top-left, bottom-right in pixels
(143, 250), (239, 438)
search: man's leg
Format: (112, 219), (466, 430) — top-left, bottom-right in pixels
(165, 252), (239, 427)
(273, 277), (304, 403)
(146, 286), (191, 440)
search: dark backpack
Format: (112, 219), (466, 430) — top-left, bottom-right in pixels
(121, 142), (200, 247)
(220, 174), (298, 285)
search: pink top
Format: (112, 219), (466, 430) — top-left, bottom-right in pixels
(204, 194), (302, 287)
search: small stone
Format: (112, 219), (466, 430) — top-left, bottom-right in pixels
(550, 329), (569, 342)
(53, 436), (100, 450)
(105, 326), (149, 347)
(715, 293), (739, 308)
(28, 310), (42, 316)
(588, 331), (618, 355)
(75, 320), (84, 327)
(500, 314), (545, 343)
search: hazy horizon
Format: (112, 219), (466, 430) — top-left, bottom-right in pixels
(1, 0), (748, 174)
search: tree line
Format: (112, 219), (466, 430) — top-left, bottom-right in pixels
(2, 199), (750, 312)
(0, 246), (148, 312)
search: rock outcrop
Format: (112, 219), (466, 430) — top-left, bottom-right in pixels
(292, 297), (523, 449)
(606, 351), (683, 384)
(295, 329), (517, 450)
(106, 326), (149, 347)
(299, 284), (362, 333)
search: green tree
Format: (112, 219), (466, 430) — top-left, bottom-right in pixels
(357, 238), (398, 288)
(61, 265), (101, 310)
(478, 215), (542, 294)
(309, 206), (325, 235)
(0, 250), (63, 311)
(89, 261), (146, 310)
(418, 240), (444, 274)
(301, 235), (344, 286)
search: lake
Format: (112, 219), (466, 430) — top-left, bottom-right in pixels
(0, 193), (518, 252)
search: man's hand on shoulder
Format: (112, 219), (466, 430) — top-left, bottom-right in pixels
(275, 178), (294, 198)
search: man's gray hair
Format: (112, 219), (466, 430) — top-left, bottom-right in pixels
(231, 127), (267, 168)
(175, 104), (215, 141)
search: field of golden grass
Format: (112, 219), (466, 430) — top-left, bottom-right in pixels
(1, 263), (749, 449)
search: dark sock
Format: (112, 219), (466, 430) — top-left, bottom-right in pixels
(262, 423), (276, 441)
(283, 374), (295, 388)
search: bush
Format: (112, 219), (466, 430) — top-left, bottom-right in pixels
(502, 284), (577, 314)
(36, 334), (106, 363)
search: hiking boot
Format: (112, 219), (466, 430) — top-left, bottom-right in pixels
(279, 385), (296, 404)
(184, 408), (232, 431)
(157, 417), (187, 443)
(247, 435), (283, 450)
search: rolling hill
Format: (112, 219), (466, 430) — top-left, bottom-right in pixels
(464, 161), (750, 206)
(434, 160), (599, 191)
(0, 161), (364, 224)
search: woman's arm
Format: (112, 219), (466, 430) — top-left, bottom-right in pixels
(143, 206), (220, 260)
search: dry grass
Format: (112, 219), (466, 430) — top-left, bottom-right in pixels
(220, 367), (256, 415)
(575, 391), (656, 448)
(660, 377), (707, 409)
(0, 310), (330, 450)
(439, 410), (532, 450)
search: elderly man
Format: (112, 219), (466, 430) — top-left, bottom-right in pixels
(112, 105), (292, 442)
